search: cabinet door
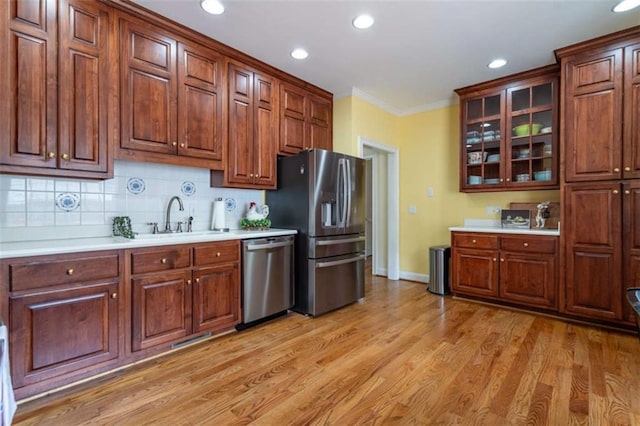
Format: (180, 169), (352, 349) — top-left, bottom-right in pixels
(9, 281), (119, 388)
(192, 263), (240, 333)
(564, 48), (623, 182)
(279, 83), (306, 154)
(177, 41), (223, 168)
(624, 42), (640, 179)
(253, 72), (277, 188)
(451, 248), (499, 298)
(58, 0), (111, 174)
(120, 19), (177, 154)
(623, 181), (640, 323)
(308, 95), (332, 151)
(0, 0), (57, 169)
(131, 270), (191, 351)
(227, 63), (255, 186)
(563, 183), (623, 320)
(500, 252), (557, 309)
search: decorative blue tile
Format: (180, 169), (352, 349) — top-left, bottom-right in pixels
(127, 177), (145, 194)
(55, 193), (80, 212)
(181, 181), (196, 196)
(225, 197), (236, 212)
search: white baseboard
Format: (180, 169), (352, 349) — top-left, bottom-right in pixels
(372, 268), (428, 284)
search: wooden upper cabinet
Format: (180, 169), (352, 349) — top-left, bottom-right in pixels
(558, 31), (640, 182)
(455, 66), (559, 192)
(625, 42), (640, 179)
(58, 0), (112, 174)
(224, 62), (277, 189)
(118, 17), (224, 170)
(279, 82), (333, 155)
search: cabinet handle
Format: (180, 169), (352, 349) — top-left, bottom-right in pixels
(249, 173), (254, 178)
(216, 252), (221, 257)
(523, 242), (529, 247)
(187, 279), (192, 285)
(500, 258), (504, 262)
(172, 141), (177, 147)
(161, 258), (167, 264)
(111, 293), (117, 299)
(180, 143), (185, 148)
(60, 153), (69, 160)
(613, 190), (619, 195)
(624, 166), (631, 172)
(47, 152), (56, 159)
(614, 167), (620, 173)
(506, 178), (511, 182)
(492, 258), (497, 262)
(499, 178), (504, 183)
(66, 268), (74, 275)
(625, 190), (631, 195)
(195, 278), (200, 283)
(472, 239), (477, 244)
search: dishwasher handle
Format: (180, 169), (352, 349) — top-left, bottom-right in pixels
(245, 240), (293, 251)
(316, 236), (365, 246)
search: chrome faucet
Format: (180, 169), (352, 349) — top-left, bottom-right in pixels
(162, 196), (184, 233)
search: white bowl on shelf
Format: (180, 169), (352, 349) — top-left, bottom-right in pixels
(515, 173), (530, 182)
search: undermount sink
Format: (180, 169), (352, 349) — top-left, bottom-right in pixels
(114, 230), (241, 242)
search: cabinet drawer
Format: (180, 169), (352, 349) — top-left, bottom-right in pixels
(193, 241), (239, 266)
(500, 236), (556, 254)
(9, 253), (120, 292)
(131, 247), (191, 275)
(452, 233), (499, 249)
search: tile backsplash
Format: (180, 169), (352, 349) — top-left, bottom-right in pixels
(0, 160), (264, 242)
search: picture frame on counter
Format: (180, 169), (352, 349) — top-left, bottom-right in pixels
(501, 209), (531, 229)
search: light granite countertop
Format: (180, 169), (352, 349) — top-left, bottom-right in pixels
(0, 228), (297, 259)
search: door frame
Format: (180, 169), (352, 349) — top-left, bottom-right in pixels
(358, 136), (400, 280)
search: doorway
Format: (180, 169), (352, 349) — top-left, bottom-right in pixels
(358, 137), (399, 281)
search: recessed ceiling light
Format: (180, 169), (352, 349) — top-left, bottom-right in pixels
(612, 0), (640, 12)
(291, 48), (308, 60)
(352, 14), (374, 29)
(488, 58), (507, 69)
(201, 0), (224, 15)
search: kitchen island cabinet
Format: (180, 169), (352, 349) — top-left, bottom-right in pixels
(2, 250), (123, 400)
(451, 231), (558, 311)
(0, 0), (114, 179)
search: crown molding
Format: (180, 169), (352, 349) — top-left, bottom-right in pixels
(333, 87), (457, 117)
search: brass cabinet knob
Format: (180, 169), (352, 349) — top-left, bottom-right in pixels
(180, 143), (185, 148)
(613, 189), (619, 195)
(614, 167), (620, 173)
(472, 239), (476, 244)
(161, 258), (167, 264)
(66, 268), (74, 275)
(523, 242), (529, 247)
(216, 252), (221, 257)
(499, 178), (504, 183)
(60, 153), (69, 160)
(624, 167), (631, 172)
(187, 279), (191, 285)
(195, 278), (200, 283)
(111, 293), (117, 299)
(506, 178), (511, 182)
(500, 258), (505, 262)
(172, 141), (177, 147)
(47, 152), (56, 158)
(625, 190), (631, 195)
(492, 258), (497, 262)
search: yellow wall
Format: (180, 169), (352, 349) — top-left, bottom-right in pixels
(333, 96), (560, 277)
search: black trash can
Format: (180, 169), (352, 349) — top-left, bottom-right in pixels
(627, 288), (640, 340)
(428, 245), (450, 295)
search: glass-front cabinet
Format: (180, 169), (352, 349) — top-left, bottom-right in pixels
(456, 65), (559, 192)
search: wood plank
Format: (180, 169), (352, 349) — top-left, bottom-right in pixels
(12, 263), (640, 424)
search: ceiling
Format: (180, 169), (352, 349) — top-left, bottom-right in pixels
(132, 0), (640, 116)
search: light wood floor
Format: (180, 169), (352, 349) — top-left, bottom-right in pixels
(13, 270), (640, 425)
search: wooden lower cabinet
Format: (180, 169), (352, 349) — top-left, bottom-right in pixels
(452, 232), (558, 310)
(2, 250), (123, 399)
(129, 241), (240, 352)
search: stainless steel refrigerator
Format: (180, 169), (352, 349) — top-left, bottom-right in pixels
(266, 149), (366, 316)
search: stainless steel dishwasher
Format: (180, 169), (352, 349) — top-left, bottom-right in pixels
(237, 235), (294, 329)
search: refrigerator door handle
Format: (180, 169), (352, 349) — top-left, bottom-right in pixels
(338, 158), (348, 227)
(316, 236), (366, 246)
(345, 159), (352, 227)
(316, 255), (365, 269)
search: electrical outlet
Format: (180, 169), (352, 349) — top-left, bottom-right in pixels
(427, 187), (434, 197)
(408, 205), (417, 214)
(494, 206), (502, 214)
